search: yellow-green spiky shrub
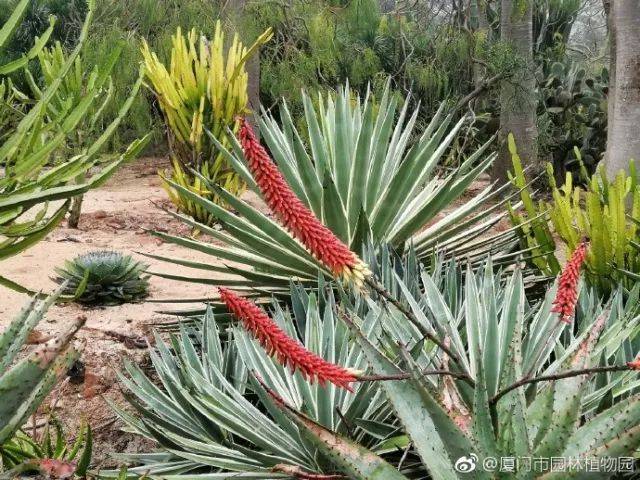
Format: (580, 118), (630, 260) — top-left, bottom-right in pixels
(508, 137), (640, 295)
(545, 161), (640, 294)
(141, 23), (272, 225)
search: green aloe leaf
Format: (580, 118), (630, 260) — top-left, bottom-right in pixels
(347, 317), (474, 480)
(266, 387), (409, 480)
(534, 313), (608, 458)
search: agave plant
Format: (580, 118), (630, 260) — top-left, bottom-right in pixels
(55, 250), (150, 306)
(113, 254), (640, 478)
(148, 84), (522, 300)
(0, 0), (150, 288)
(0, 290), (85, 463)
(141, 23), (273, 226)
(110, 286), (394, 477)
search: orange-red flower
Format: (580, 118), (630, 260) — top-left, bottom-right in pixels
(238, 118), (370, 286)
(219, 287), (357, 389)
(627, 357), (640, 370)
(551, 241), (589, 323)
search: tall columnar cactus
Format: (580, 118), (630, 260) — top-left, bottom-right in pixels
(0, 291), (84, 448)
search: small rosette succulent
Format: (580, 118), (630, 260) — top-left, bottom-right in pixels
(55, 250), (150, 305)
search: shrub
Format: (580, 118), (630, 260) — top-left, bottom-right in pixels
(141, 23), (272, 225)
(0, 0), (149, 269)
(539, 61), (608, 178)
(508, 135), (640, 295)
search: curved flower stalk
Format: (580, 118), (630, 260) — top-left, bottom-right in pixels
(551, 240), (589, 323)
(238, 119), (463, 367)
(239, 118), (371, 287)
(219, 287), (357, 389)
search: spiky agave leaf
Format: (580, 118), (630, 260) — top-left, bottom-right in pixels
(261, 382), (409, 480)
(352, 260), (640, 478)
(0, 289), (85, 447)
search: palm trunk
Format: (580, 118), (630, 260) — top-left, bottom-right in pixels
(493, 0), (538, 183)
(604, 0), (640, 177)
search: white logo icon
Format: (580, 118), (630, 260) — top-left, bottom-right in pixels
(454, 454), (478, 473)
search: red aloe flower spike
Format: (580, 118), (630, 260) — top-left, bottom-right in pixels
(551, 240), (589, 323)
(627, 357), (640, 370)
(219, 288), (357, 390)
(238, 118), (370, 287)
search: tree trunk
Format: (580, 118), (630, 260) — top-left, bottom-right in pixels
(605, 0), (640, 177)
(473, 0), (491, 91)
(602, 0), (615, 168)
(229, 0), (261, 130)
(379, 0), (395, 14)
(246, 54), (261, 115)
(493, 0), (538, 183)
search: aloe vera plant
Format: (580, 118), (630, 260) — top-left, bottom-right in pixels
(0, 0), (150, 277)
(0, 290), (85, 461)
(1, 420), (92, 477)
(114, 254), (640, 478)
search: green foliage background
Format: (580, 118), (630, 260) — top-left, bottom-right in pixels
(0, 0), (609, 172)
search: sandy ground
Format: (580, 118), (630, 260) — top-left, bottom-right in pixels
(0, 158), (228, 468)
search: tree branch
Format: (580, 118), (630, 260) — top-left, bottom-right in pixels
(491, 364), (631, 405)
(452, 72), (505, 113)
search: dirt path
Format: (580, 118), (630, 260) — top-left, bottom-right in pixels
(0, 158), (226, 468)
